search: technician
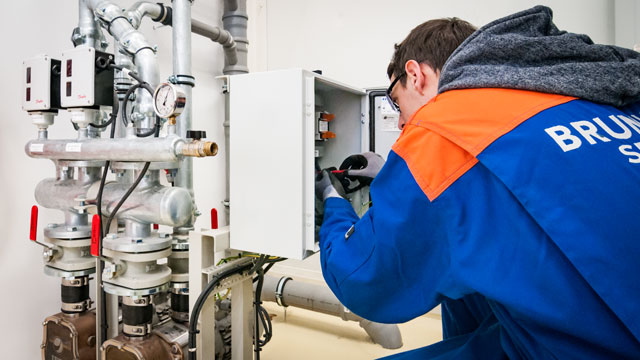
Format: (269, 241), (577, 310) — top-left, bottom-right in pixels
(316, 6), (640, 359)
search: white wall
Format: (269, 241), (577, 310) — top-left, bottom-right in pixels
(0, 0), (620, 358)
(248, 0), (616, 88)
(0, 1), (228, 357)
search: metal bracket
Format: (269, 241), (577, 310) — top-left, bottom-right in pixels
(275, 276), (292, 307)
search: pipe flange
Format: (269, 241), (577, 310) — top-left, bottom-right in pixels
(44, 224), (92, 239)
(44, 265), (95, 278)
(275, 276), (292, 307)
(103, 233), (173, 253)
(102, 282), (169, 297)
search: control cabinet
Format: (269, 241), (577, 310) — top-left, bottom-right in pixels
(228, 69), (400, 259)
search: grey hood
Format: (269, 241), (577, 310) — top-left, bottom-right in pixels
(438, 6), (640, 107)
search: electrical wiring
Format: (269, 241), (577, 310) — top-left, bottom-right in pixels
(358, 200), (373, 216)
(188, 260), (255, 360)
(94, 91), (119, 343)
(187, 254), (285, 360)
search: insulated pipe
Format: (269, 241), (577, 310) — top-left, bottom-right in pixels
(126, 1), (166, 29)
(260, 276), (403, 350)
(26, 136), (183, 162)
(25, 136), (217, 162)
(35, 178), (193, 227)
(172, 0), (195, 231)
(76, 0), (107, 49)
(87, 0), (159, 129)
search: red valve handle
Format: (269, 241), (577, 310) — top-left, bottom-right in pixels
(153, 224), (159, 230)
(91, 214), (101, 257)
(211, 208), (218, 229)
(30, 205), (38, 241)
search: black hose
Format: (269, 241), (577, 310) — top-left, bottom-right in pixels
(95, 92), (119, 344)
(103, 122), (160, 233)
(188, 261), (255, 360)
(254, 267), (265, 359)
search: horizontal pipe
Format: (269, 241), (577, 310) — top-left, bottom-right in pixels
(260, 276), (403, 349)
(26, 136), (185, 162)
(35, 177), (193, 227)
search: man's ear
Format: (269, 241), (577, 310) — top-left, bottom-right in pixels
(404, 60), (427, 95)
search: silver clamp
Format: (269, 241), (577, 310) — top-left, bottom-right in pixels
(275, 276), (292, 307)
(123, 323), (152, 337)
(61, 299), (91, 313)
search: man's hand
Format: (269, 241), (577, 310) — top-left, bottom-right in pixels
(315, 169), (347, 201)
(340, 152), (385, 186)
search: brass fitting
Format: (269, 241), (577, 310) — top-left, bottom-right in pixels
(181, 140), (218, 157)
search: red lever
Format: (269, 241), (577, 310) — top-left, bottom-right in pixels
(30, 205), (38, 241)
(211, 208), (218, 229)
(153, 224), (159, 230)
(91, 214), (101, 257)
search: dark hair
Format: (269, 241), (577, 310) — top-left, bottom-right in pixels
(387, 18), (476, 84)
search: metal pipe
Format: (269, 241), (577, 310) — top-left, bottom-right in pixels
(26, 135), (193, 162)
(75, 0), (108, 49)
(191, 19), (238, 65)
(87, 0), (159, 128)
(172, 0), (195, 231)
(35, 177), (194, 227)
(260, 276), (403, 350)
(126, 1), (163, 29)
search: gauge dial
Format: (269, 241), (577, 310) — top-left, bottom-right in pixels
(153, 83), (186, 118)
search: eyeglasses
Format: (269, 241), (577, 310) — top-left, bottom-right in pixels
(385, 72), (406, 113)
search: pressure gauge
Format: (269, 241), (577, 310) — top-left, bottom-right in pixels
(153, 82), (186, 118)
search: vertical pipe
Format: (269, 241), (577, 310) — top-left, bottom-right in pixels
(77, 0), (106, 50)
(222, 0), (249, 224)
(172, 0), (195, 233)
(222, 0), (249, 74)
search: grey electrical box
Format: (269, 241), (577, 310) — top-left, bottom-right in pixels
(22, 55), (61, 112)
(60, 46), (114, 108)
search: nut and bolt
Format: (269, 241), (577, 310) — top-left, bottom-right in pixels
(43, 248), (55, 262)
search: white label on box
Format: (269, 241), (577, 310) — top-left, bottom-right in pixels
(65, 143), (82, 152)
(29, 143), (44, 152)
(382, 114), (401, 132)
